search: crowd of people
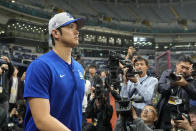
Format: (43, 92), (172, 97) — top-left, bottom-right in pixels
(0, 55), (26, 131)
(0, 11), (196, 131)
(81, 46), (196, 131)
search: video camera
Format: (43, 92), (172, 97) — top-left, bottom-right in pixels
(115, 99), (133, 121)
(115, 88), (144, 122)
(107, 51), (142, 89)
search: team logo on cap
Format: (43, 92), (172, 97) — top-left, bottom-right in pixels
(52, 21), (56, 28)
(66, 13), (73, 19)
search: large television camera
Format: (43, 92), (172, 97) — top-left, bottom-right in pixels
(107, 51), (142, 89)
(106, 51), (144, 131)
(115, 97), (144, 120)
(115, 88), (144, 120)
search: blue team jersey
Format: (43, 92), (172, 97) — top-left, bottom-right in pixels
(23, 50), (85, 131)
(190, 99), (196, 107)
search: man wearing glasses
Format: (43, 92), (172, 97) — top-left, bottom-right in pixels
(132, 105), (162, 131)
(156, 55), (196, 130)
(115, 104), (161, 131)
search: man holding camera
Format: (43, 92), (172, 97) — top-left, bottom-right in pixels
(171, 106), (196, 131)
(0, 56), (14, 117)
(115, 104), (161, 131)
(156, 55), (196, 130)
(85, 89), (113, 131)
(120, 56), (158, 115)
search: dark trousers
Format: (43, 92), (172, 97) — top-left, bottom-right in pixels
(158, 105), (175, 131)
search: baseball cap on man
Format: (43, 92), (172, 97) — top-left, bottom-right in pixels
(48, 12), (86, 35)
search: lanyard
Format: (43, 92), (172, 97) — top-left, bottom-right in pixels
(140, 76), (149, 85)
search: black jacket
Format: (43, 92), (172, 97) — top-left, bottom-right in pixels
(156, 69), (196, 128)
(86, 98), (113, 131)
(0, 62), (14, 103)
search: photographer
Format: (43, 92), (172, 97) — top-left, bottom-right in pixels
(87, 65), (103, 88)
(115, 105), (162, 131)
(120, 56), (158, 115)
(85, 89), (113, 131)
(156, 55), (196, 130)
(171, 106), (196, 131)
(0, 56), (14, 118)
(5, 99), (26, 131)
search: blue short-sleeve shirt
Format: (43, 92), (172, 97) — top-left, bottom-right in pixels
(23, 50), (85, 131)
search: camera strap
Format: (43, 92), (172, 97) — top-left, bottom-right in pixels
(139, 76), (149, 85)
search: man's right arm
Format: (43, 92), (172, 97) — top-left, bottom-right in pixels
(158, 70), (172, 95)
(28, 98), (71, 131)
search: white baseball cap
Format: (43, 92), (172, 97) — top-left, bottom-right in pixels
(48, 12), (86, 35)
